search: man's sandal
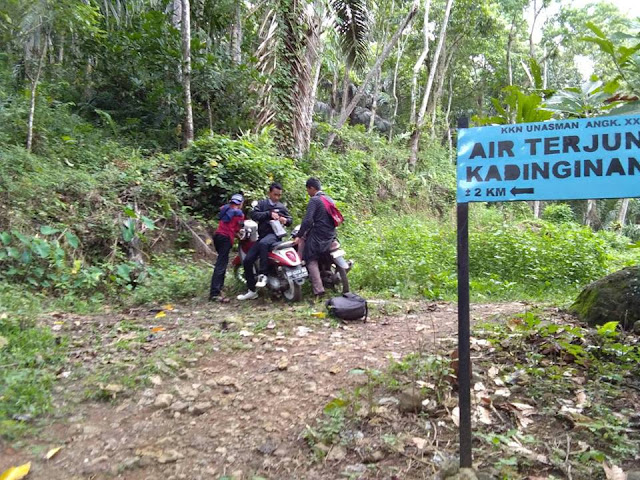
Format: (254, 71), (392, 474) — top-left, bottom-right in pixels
(210, 296), (231, 303)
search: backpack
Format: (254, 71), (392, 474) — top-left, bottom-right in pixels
(319, 195), (344, 227)
(326, 292), (367, 321)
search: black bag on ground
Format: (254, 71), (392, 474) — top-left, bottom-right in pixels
(326, 292), (367, 321)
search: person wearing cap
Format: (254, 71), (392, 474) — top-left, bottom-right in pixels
(209, 193), (245, 302)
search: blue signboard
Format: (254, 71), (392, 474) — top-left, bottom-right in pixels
(456, 115), (640, 203)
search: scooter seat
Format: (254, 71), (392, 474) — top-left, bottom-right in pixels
(272, 241), (295, 250)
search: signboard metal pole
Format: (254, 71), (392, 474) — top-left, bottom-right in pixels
(457, 116), (472, 468)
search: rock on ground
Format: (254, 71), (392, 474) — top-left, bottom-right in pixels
(571, 265), (640, 330)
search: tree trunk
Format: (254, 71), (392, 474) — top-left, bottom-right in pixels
(290, 9), (321, 157)
(506, 15), (516, 87)
(330, 70), (339, 123)
(529, 0), (544, 59)
(26, 38), (48, 153)
(428, 45), (454, 136)
(585, 199), (598, 228)
(181, 0), (194, 146)
(389, 34), (407, 140)
(326, 0), (420, 148)
(408, 0), (453, 168)
(103, 0), (110, 29)
(304, 40), (323, 152)
(251, 8), (278, 131)
(340, 64), (351, 118)
(368, 20), (388, 133)
(172, 0), (182, 28)
(445, 74), (453, 161)
(57, 33), (64, 64)
(368, 69), (380, 132)
(618, 198), (630, 225)
(543, 46), (548, 88)
(231, 1), (242, 64)
(533, 200), (542, 218)
(206, 97), (213, 135)
(410, 0), (432, 125)
(520, 58), (534, 86)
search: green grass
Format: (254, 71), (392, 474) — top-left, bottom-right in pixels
(0, 313), (67, 440)
(341, 213), (638, 302)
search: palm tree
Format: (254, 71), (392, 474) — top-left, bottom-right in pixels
(545, 79), (629, 227)
(253, 0), (371, 157)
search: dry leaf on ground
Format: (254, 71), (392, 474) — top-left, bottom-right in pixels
(510, 402), (536, 414)
(412, 437), (428, 450)
(476, 405), (493, 425)
(451, 406), (460, 426)
(506, 443), (549, 465)
(0, 462), (31, 480)
(45, 446), (63, 459)
(576, 390), (588, 409)
(603, 462), (627, 480)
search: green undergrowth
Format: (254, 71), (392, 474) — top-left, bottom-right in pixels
(0, 301), (67, 440)
(341, 208), (638, 303)
(0, 254), (211, 315)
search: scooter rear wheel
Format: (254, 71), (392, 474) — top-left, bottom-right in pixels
(332, 263), (350, 294)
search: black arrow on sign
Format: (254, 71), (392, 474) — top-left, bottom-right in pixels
(510, 187), (534, 196)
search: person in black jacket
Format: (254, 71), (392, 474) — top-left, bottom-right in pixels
(237, 182), (293, 300)
(294, 177), (336, 298)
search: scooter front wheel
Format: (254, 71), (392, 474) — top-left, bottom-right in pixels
(282, 276), (302, 302)
(233, 264), (246, 284)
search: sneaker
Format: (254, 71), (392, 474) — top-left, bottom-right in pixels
(237, 290), (258, 301)
(256, 274), (267, 288)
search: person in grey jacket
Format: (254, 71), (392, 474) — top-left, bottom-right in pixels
(294, 177), (336, 298)
(237, 182), (292, 300)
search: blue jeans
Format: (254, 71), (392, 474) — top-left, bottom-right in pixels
(243, 233), (279, 290)
(210, 234), (232, 298)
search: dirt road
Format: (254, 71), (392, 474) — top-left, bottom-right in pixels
(1, 300), (528, 479)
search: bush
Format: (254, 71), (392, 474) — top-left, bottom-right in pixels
(622, 224), (640, 243)
(0, 144), (177, 258)
(542, 203), (576, 224)
(174, 129), (307, 220)
(343, 216), (456, 298)
(470, 220), (610, 287)
(126, 256), (212, 305)
(343, 212), (619, 300)
(305, 124), (455, 218)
